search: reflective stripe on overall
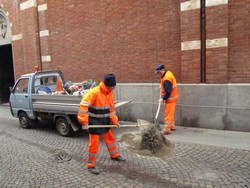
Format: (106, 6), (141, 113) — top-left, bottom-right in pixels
(87, 129), (120, 168)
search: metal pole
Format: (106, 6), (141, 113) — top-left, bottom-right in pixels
(87, 124), (139, 128)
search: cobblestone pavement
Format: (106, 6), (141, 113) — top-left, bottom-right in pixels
(0, 105), (249, 188)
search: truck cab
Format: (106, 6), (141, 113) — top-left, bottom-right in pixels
(9, 73), (34, 120)
(9, 70), (67, 132)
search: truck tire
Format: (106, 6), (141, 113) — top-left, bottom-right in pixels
(19, 112), (31, 129)
(56, 117), (73, 137)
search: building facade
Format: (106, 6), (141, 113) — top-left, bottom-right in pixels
(0, 0), (250, 131)
(0, 0), (250, 101)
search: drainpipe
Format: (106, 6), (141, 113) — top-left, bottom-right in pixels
(35, 0), (43, 70)
(200, 0), (206, 83)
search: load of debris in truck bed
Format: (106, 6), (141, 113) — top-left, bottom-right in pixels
(35, 76), (97, 96)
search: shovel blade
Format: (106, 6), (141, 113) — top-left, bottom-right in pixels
(114, 99), (133, 108)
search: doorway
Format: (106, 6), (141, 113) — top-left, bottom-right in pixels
(0, 44), (15, 104)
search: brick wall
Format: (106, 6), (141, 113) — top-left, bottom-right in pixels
(206, 4), (228, 83)
(45, 0), (181, 83)
(20, 7), (41, 73)
(228, 0), (250, 83)
(0, 0), (249, 83)
(180, 6), (201, 83)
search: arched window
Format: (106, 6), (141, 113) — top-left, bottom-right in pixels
(0, 8), (11, 45)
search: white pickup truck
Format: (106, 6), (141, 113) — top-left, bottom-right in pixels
(9, 70), (129, 136)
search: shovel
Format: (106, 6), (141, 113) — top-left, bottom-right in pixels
(85, 123), (139, 129)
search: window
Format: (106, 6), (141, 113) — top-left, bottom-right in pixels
(14, 78), (29, 93)
(34, 75), (57, 93)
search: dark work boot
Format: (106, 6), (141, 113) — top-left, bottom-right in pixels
(88, 167), (100, 175)
(111, 155), (126, 162)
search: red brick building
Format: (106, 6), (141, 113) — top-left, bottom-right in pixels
(0, 0), (249, 88)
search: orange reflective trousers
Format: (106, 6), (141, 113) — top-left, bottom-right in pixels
(164, 101), (177, 130)
(87, 129), (120, 168)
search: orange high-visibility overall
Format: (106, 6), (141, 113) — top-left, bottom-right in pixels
(78, 82), (120, 168)
(160, 70), (178, 133)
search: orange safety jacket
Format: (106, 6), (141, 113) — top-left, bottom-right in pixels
(160, 70), (178, 103)
(78, 81), (118, 135)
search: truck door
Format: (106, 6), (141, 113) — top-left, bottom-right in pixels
(9, 78), (31, 117)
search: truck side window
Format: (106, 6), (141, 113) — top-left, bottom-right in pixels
(14, 78), (29, 93)
(42, 76), (56, 85)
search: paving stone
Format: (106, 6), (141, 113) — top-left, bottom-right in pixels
(0, 105), (249, 187)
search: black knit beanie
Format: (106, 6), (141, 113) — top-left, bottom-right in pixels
(103, 74), (116, 87)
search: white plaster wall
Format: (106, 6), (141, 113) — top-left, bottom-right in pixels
(115, 84), (250, 132)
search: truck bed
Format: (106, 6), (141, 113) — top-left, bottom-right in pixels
(32, 94), (132, 114)
(32, 94), (82, 114)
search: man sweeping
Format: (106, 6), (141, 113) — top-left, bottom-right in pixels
(78, 74), (125, 175)
(155, 64), (178, 135)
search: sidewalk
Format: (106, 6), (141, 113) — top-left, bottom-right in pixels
(118, 120), (250, 151)
(167, 126), (250, 150)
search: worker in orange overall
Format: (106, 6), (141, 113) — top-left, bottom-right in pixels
(155, 64), (178, 135)
(78, 74), (125, 175)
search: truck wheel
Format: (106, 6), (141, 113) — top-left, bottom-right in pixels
(19, 112), (31, 129)
(56, 117), (72, 137)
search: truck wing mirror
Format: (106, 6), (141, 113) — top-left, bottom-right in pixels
(9, 86), (13, 93)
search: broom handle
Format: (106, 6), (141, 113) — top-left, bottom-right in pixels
(155, 89), (162, 119)
(155, 103), (161, 119)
